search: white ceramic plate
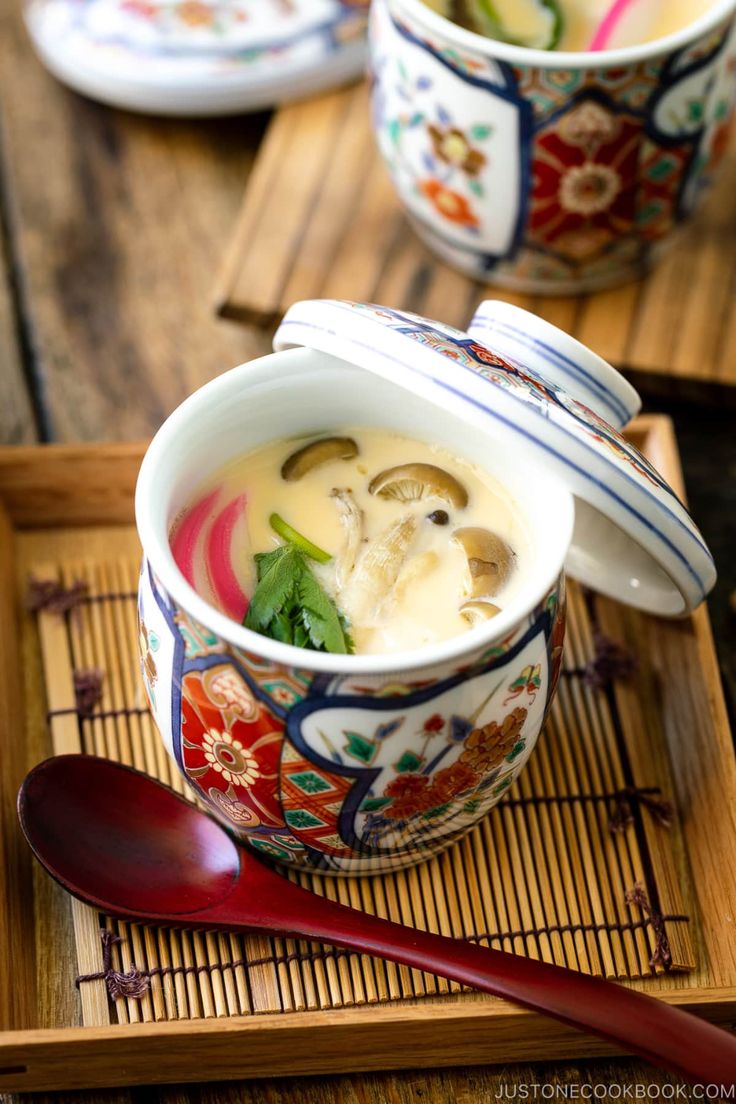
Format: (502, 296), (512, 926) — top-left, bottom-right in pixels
(24, 0), (368, 116)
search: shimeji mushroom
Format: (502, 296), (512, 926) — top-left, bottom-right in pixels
(281, 436), (358, 481)
(453, 527), (515, 599)
(368, 463), (468, 508)
(460, 599), (502, 626)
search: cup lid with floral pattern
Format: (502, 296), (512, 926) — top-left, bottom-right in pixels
(23, 0), (369, 117)
(273, 298), (716, 618)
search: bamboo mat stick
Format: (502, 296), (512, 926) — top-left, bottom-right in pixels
(552, 688), (613, 977)
(497, 800), (544, 963)
(345, 877), (380, 1003)
(402, 864), (438, 997)
(415, 858), (450, 995)
(35, 564), (110, 1029)
(565, 587), (650, 976)
(300, 873), (345, 1007)
(364, 875), (404, 1001)
(516, 759), (571, 967)
(561, 594), (632, 973)
(532, 725), (593, 974)
(227, 934), (252, 1016)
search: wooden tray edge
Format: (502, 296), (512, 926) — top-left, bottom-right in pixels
(1, 989), (736, 1093)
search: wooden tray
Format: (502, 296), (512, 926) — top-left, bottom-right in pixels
(214, 83), (736, 394)
(1, 418), (736, 1093)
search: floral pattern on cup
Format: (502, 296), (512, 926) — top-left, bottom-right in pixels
(370, 0), (736, 291)
(138, 557), (565, 874)
(72, 0), (369, 54)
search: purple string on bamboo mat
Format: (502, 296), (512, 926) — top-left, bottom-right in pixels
(26, 578), (137, 611)
(78, 902), (688, 1000)
(562, 630), (638, 689)
(626, 883), (676, 971)
(73, 669), (105, 719)
(27, 576), (89, 614)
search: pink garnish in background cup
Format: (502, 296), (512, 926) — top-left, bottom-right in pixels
(588, 0), (640, 50)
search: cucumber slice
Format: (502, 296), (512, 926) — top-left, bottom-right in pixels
(456, 0), (563, 50)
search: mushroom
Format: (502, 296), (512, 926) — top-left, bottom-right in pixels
(330, 488), (363, 590)
(369, 463), (468, 508)
(341, 514), (418, 625)
(281, 436), (358, 481)
(460, 599), (502, 627)
(453, 527), (515, 598)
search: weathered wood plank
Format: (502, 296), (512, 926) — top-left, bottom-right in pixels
(0, 2), (271, 443)
(0, 205), (36, 444)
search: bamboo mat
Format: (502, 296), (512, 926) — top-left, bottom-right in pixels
(215, 82), (736, 390)
(32, 555), (694, 1026)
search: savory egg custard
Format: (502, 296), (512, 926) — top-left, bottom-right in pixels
(170, 429), (529, 656)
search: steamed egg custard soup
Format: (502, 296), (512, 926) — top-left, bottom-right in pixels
(421, 0), (716, 51)
(171, 430), (529, 656)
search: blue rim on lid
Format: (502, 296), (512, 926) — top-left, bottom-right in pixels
(468, 300), (641, 431)
(273, 299), (715, 618)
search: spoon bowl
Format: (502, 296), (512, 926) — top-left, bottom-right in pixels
(20, 755), (240, 917)
(18, 754), (736, 1087)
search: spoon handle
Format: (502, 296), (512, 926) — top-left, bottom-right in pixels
(215, 868), (736, 1086)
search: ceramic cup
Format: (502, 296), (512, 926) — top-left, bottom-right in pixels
(369, 0), (736, 293)
(135, 346), (573, 875)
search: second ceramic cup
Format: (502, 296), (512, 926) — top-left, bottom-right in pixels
(370, 0), (736, 293)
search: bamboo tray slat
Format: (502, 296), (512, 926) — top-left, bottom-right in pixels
(215, 83), (736, 392)
(1, 417), (735, 1092)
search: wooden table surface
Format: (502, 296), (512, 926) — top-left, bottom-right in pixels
(1, 2), (735, 1099)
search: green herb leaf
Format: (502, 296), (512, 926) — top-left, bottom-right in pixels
(245, 546), (300, 630)
(244, 544), (354, 656)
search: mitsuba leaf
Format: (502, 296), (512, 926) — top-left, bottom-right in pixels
(244, 544), (354, 656)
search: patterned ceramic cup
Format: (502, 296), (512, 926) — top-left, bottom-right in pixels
(135, 346), (572, 874)
(370, 0), (736, 292)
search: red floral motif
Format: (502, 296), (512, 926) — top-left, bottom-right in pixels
(121, 0), (157, 16)
(419, 179), (479, 228)
(180, 670), (285, 829)
(428, 125), (486, 176)
(176, 1), (214, 26)
(428, 761), (480, 805)
(461, 707), (528, 773)
(382, 759), (482, 821)
(383, 773), (434, 819)
(208, 785), (261, 828)
(530, 101), (641, 260)
(204, 666), (257, 720)
(468, 342), (512, 368)
(423, 712), (445, 734)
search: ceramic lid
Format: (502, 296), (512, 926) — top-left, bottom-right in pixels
(273, 299), (716, 618)
(23, 0), (368, 117)
(468, 300), (641, 431)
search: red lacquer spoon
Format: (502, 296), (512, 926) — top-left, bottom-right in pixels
(18, 755), (736, 1086)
